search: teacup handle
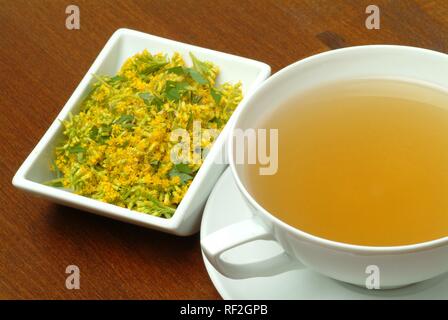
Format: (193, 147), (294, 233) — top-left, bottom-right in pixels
(201, 217), (300, 279)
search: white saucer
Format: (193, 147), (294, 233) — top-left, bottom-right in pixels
(200, 167), (448, 299)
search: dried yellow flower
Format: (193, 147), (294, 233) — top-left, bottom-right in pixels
(48, 50), (242, 218)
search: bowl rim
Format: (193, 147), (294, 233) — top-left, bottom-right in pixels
(12, 28), (271, 234)
(228, 44), (448, 253)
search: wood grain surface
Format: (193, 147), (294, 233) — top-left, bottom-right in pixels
(1, 0), (448, 299)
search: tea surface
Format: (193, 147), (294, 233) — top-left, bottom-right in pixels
(246, 79), (448, 246)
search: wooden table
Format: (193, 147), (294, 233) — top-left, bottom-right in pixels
(1, 0), (448, 299)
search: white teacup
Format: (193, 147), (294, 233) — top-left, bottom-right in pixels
(201, 45), (448, 289)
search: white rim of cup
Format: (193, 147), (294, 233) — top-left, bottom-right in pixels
(228, 44), (448, 254)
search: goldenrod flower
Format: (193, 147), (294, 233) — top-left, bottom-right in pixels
(48, 50), (242, 218)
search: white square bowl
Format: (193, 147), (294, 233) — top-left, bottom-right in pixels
(12, 28), (270, 236)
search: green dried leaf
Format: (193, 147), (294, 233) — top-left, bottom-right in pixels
(174, 163), (193, 174)
(167, 65), (208, 85)
(167, 66), (185, 75)
(114, 114), (134, 124)
(108, 75), (126, 85)
(69, 145), (86, 154)
(110, 75), (125, 82)
(145, 194), (176, 217)
(170, 172), (193, 184)
(140, 55), (168, 75)
(187, 68), (208, 85)
(139, 92), (163, 109)
(211, 87), (222, 104)
(165, 81), (190, 101)
(192, 95), (202, 104)
(50, 160), (63, 179)
(139, 92), (153, 105)
(189, 52), (210, 76)
(89, 126), (99, 140)
(168, 163), (194, 184)
(100, 124), (112, 135)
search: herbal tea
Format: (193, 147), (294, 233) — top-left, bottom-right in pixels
(245, 78), (448, 246)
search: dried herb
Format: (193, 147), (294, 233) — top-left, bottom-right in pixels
(50, 50), (243, 218)
(169, 163), (195, 184)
